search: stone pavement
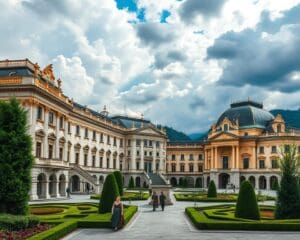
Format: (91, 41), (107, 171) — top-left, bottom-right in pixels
(57, 193), (300, 240)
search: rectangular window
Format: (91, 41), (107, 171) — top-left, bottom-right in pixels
(198, 154), (203, 160)
(284, 145), (290, 153)
(198, 165), (203, 172)
(48, 144), (53, 159)
(136, 139), (141, 146)
(189, 154), (194, 160)
(144, 140), (147, 147)
(144, 151), (147, 156)
(271, 146), (277, 153)
(84, 154), (88, 166)
(156, 152), (159, 157)
(75, 152), (79, 164)
(107, 135), (110, 144)
(59, 147), (63, 160)
(127, 139), (131, 147)
(100, 157), (103, 168)
(189, 164), (194, 172)
(59, 116), (64, 129)
(37, 106), (43, 120)
(137, 150), (140, 156)
(172, 154), (175, 161)
(149, 140), (153, 147)
(48, 112), (54, 125)
(36, 142), (41, 158)
(67, 151), (70, 162)
(223, 156), (229, 169)
(149, 151), (152, 156)
(136, 162), (140, 170)
(107, 158), (110, 168)
(92, 155), (96, 167)
(120, 139), (123, 147)
(113, 137), (116, 146)
(85, 128), (88, 139)
(259, 159), (265, 169)
(171, 164), (176, 172)
(92, 131), (96, 141)
(272, 159), (278, 168)
(180, 164), (185, 172)
(68, 122), (71, 134)
(76, 125), (80, 136)
(156, 141), (160, 148)
(243, 158), (249, 169)
(180, 154), (184, 161)
(128, 150), (131, 156)
(100, 133), (103, 143)
(259, 146), (264, 154)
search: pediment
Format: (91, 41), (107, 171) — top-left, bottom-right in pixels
(132, 126), (166, 137)
(209, 131), (238, 141)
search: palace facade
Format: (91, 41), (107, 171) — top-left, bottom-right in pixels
(1, 59), (299, 200)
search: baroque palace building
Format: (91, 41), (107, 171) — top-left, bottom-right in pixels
(1, 59), (299, 200)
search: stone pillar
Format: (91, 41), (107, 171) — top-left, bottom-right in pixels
(266, 176), (270, 190)
(141, 140), (144, 171)
(214, 147), (218, 169)
(232, 146), (236, 169)
(43, 110), (49, 158)
(131, 140), (136, 170)
(116, 154), (120, 170)
(252, 147), (256, 169)
(55, 114), (60, 159)
(56, 180), (61, 198)
(236, 146), (240, 169)
(103, 152), (107, 168)
(64, 118), (68, 162)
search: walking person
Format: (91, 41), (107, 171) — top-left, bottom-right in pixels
(66, 187), (71, 198)
(152, 191), (159, 211)
(159, 192), (166, 211)
(111, 196), (124, 231)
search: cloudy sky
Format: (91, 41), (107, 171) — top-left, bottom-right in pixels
(2, 0), (300, 134)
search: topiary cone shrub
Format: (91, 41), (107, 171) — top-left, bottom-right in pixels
(99, 174), (119, 213)
(207, 180), (217, 198)
(113, 171), (124, 196)
(128, 176), (134, 189)
(235, 180), (260, 220)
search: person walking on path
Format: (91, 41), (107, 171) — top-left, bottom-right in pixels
(111, 196), (124, 231)
(159, 192), (166, 211)
(66, 187), (71, 198)
(152, 191), (159, 211)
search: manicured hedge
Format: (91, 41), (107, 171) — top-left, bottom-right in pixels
(207, 180), (217, 198)
(91, 192), (150, 201)
(0, 214), (40, 231)
(186, 205), (300, 231)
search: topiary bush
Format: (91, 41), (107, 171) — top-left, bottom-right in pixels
(271, 178), (279, 191)
(128, 176), (134, 189)
(207, 180), (217, 198)
(0, 214), (40, 231)
(235, 180), (260, 220)
(99, 174), (119, 213)
(275, 144), (300, 219)
(113, 171), (124, 196)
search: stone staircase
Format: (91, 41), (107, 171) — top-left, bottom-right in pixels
(148, 173), (167, 186)
(70, 164), (98, 192)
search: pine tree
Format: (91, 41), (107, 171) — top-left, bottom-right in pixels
(207, 180), (217, 198)
(235, 181), (260, 220)
(275, 144), (300, 219)
(128, 176), (134, 189)
(0, 99), (34, 215)
(99, 173), (119, 213)
(113, 171), (124, 196)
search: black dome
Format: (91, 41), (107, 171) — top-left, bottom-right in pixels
(217, 101), (274, 129)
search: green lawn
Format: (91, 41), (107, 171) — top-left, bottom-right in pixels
(175, 193), (275, 202)
(186, 205), (300, 231)
(26, 202), (137, 240)
(91, 191), (150, 201)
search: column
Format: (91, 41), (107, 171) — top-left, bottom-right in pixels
(56, 180), (61, 198)
(64, 118), (68, 161)
(211, 147), (214, 169)
(43, 110), (49, 158)
(204, 149), (207, 170)
(116, 154), (120, 170)
(252, 147), (256, 169)
(55, 114), (60, 159)
(236, 146), (240, 169)
(131, 140), (136, 170)
(141, 140), (144, 171)
(103, 152), (107, 168)
(214, 147), (218, 169)
(232, 146), (236, 169)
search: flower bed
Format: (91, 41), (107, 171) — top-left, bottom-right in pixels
(90, 191), (150, 201)
(175, 193), (274, 202)
(0, 224), (51, 240)
(186, 205), (300, 231)
(30, 207), (65, 215)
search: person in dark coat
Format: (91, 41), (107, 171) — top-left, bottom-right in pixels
(66, 187), (71, 198)
(152, 191), (159, 211)
(111, 196), (124, 231)
(159, 192), (166, 211)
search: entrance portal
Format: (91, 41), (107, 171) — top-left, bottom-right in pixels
(144, 161), (152, 173)
(219, 173), (230, 189)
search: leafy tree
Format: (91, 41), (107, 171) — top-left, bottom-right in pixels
(128, 176), (134, 189)
(235, 181), (260, 220)
(113, 171), (124, 196)
(0, 99), (33, 215)
(207, 180), (217, 198)
(275, 144), (300, 219)
(99, 174), (119, 213)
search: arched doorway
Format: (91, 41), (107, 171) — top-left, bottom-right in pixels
(135, 177), (141, 187)
(186, 177), (194, 187)
(249, 176), (255, 188)
(195, 177), (203, 188)
(59, 174), (66, 197)
(37, 173), (46, 199)
(206, 176), (210, 188)
(240, 176), (246, 186)
(99, 175), (104, 184)
(270, 176), (278, 190)
(259, 176), (267, 189)
(71, 175), (80, 192)
(179, 177), (184, 186)
(170, 177), (177, 187)
(219, 173), (230, 189)
(49, 174), (57, 197)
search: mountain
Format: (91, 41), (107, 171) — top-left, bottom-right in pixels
(270, 109), (300, 129)
(157, 125), (191, 141)
(189, 132), (207, 140)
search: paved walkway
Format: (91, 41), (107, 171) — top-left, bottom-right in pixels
(58, 194), (300, 240)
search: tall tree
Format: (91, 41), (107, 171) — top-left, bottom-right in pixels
(275, 144), (300, 219)
(207, 180), (217, 198)
(99, 173), (119, 213)
(113, 171), (124, 196)
(0, 99), (33, 215)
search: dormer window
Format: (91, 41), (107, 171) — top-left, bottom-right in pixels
(224, 124), (228, 132)
(277, 124), (281, 133)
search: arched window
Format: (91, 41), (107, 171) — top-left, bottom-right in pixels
(224, 124), (228, 132)
(277, 124), (281, 133)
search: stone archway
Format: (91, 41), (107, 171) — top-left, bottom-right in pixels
(270, 176), (278, 190)
(206, 176), (210, 188)
(49, 174), (57, 197)
(240, 176), (246, 186)
(99, 175), (104, 184)
(37, 173), (47, 199)
(218, 173), (230, 189)
(136, 176), (141, 187)
(186, 177), (194, 187)
(195, 177), (203, 188)
(71, 175), (80, 192)
(59, 174), (66, 197)
(170, 177), (177, 187)
(249, 176), (256, 188)
(259, 176), (267, 189)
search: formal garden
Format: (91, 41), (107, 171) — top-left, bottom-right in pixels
(186, 145), (300, 231)
(0, 99), (138, 239)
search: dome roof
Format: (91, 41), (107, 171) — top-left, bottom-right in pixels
(217, 100), (274, 129)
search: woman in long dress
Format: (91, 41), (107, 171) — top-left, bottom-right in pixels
(111, 196), (124, 230)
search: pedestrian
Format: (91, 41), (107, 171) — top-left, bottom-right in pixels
(152, 191), (159, 211)
(159, 192), (166, 211)
(66, 187), (70, 198)
(233, 184), (236, 193)
(111, 196), (124, 231)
